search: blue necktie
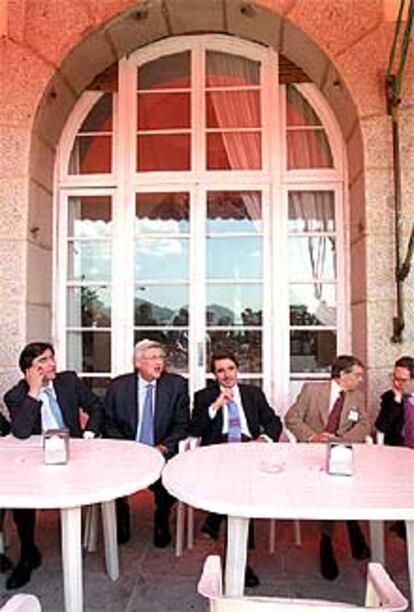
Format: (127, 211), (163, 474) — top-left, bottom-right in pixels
(227, 399), (241, 442)
(43, 387), (65, 428)
(138, 384), (154, 446)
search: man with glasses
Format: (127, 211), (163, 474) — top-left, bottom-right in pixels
(285, 355), (371, 581)
(104, 339), (189, 548)
(375, 355), (414, 540)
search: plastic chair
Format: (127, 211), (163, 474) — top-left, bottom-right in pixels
(0, 595), (42, 612)
(198, 555), (408, 611)
(175, 436), (200, 557)
(269, 428), (301, 553)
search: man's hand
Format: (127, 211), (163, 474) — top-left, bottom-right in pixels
(392, 384), (403, 404)
(309, 431), (335, 443)
(212, 388), (233, 412)
(156, 443), (168, 456)
(25, 366), (44, 398)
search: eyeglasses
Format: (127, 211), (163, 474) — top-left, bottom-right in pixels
(142, 354), (165, 362)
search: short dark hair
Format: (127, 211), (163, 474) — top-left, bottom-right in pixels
(394, 355), (414, 378)
(210, 350), (239, 374)
(331, 355), (363, 379)
(18, 342), (55, 373)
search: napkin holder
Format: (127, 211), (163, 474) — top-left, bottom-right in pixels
(43, 428), (70, 465)
(326, 442), (353, 476)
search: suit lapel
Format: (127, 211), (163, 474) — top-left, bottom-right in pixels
(129, 374), (139, 434)
(154, 375), (168, 439)
(239, 385), (254, 432)
(318, 382), (331, 427)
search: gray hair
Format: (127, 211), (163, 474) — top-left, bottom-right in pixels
(133, 339), (164, 360)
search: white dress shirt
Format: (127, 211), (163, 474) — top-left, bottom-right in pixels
(208, 384), (252, 438)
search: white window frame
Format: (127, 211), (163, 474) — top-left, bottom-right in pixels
(54, 34), (349, 416)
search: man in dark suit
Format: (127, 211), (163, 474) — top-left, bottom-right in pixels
(104, 339), (189, 548)
(4, 341), (103, 589)
(189, 349), (282, 587)
(375, 355), (414, 540)
(285, 354), (371, 581)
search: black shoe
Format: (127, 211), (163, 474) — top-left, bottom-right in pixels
(390, 521), (406, 542)
(117, 520), (130, 545)
(346, 521), (370, 560)
(201, 520), (219, 542)
(0, 553), (13, 573)
(244, 565), (260, 588)
(6, 547), (41, 590)
(320, 534), (339, 580)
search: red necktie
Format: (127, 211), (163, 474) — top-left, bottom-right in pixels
(325, 391), (345, 434)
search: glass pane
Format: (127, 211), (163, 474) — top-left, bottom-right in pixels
(288, 237), (336, 281)
(207, 191), (261, 233)
(81, 377), (111, 399)
(286, 85), (321, 126)
(137, 134), (190, 171)
(134, 329), (188, 374)
(134, 285), (188, 326)
(79, 93), (113, 132)
(135, 239), (188, 280)
(290, 284), (336, 326)
(69, 135), (112, 174)
(206, 51), (260, 87)
(206, 91), (260, 128)
(290, 330), (336, 373)
(67, 331), (111, 373)
(68, 196), (111, 238)
(207, 237), (262, 279)
(135, 193), (190, 234)
(138, 52), (190, 90)
(207, 330), (262, 373)
(68, 241), (111, 282)
(67, 286), (111, 328)
(207, 284), (262, 326)
(287, 131), (333, 169)
(138, 92), (190, 130)
(207, 132), (261, 170)
(288, 191), (335, 233)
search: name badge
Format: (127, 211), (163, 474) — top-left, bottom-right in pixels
(348, 409), (359, 422)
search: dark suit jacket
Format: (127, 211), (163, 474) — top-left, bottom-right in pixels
(375, 389), (405, 446)
(104, 371), (189, 459)
(285, 381), (369, 443)
(4, 371), (103, 439)
(189, 383), (282, 445)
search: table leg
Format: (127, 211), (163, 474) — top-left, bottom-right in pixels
(406, 520), (414, 608)
(101, 500), (119, 581)
(369, 521), (385, 564)
(61, 507), (82, 612)
(225, 516), (249, 596)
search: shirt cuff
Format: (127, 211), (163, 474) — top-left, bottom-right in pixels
(83, 430), (95, 439)
(208, 403), (218, 419)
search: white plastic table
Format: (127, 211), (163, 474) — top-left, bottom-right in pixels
(0, 436), (164, 612)
(162, 442), (414, 603)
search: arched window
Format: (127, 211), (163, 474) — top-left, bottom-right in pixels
(56, 35), (347, 411)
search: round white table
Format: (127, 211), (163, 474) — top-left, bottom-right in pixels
(162, 442), (414, 602)
(0, 436), (165, 612)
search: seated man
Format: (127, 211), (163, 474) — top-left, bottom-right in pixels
(104, 339), (189, 548)
(375, 355), (414, 540)
(285, 354), (371, 581)
(0, 412), (13, 573)
(189, 349), (282, 588)
(4, 341), (103, 589)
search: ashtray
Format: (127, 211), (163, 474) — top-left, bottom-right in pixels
(259, 460), (285, 474)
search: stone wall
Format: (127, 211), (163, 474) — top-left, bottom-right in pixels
(0, 0), (413, 418)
